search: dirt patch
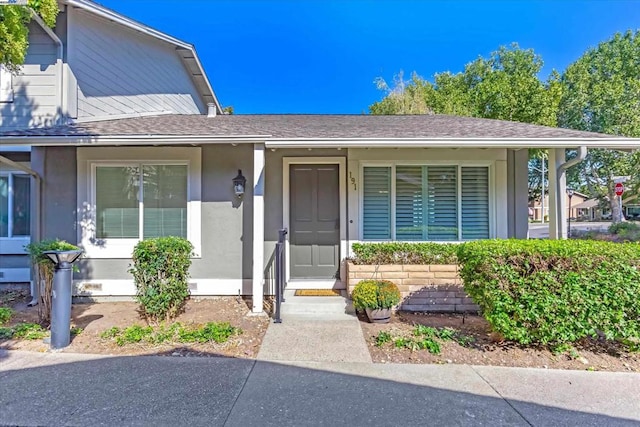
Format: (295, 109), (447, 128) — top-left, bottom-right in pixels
(359, 311), (640, 372)
(1, 292), (270, 359)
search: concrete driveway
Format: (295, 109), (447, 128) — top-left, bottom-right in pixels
(1, 350), (639, 426)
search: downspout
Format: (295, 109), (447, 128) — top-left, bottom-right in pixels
(554, 146), (588, 239)
(558, 146), (588, 175)
(30, 10), (65, 123)
(0, 156), (42, 305)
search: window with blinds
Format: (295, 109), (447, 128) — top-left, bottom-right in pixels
(362, 167), (391, 239)
(461, 167), (490, 239)
(95, 164), (187, 240)
(362, 165), (490, 241)
(0, 173), (31, 238)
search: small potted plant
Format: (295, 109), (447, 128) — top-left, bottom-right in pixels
(351, 279), (401, 323)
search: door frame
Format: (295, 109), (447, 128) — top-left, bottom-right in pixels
(282, 157), (347, 286)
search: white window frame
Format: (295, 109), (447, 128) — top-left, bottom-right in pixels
(359, 160), (495, 241)
(0, 65), (14, 103)
(0, 171), (31, 254)
(78, 147), (201, 259)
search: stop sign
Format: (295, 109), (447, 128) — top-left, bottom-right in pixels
(615, 182), (624, 196)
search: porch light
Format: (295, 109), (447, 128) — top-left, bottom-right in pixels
(233, 169), (246, 197)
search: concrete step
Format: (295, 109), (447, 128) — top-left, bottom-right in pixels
(279, 289), (356, 319)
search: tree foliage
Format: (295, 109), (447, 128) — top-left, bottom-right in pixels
(371, 35), (640, 221)
(559, 31), (640, 222)
(369, 44), (561, 126)
(0, 0), (59, 73)
(558, 30), (640, 137)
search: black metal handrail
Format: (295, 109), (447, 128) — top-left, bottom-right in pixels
(274, 228), (288, 323)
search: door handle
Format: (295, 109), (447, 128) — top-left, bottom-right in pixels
(335, 219), (340, 229)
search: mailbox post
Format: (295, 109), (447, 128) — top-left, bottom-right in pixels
(43, 250), (83, 350)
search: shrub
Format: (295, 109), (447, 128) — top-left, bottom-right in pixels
(350, 242), (458, 265)
(609, 222), (640, 241)
(457, 239), (640, 345)
(24, 239), (80, 325)
(12, 323), (48, 340)
(129, 237), (194, 322)
(0, 307), (14, 324)
(351, 280), (401, 310)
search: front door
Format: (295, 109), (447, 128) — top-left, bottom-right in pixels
(289, 164), (340, 279)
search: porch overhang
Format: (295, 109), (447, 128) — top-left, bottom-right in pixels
(2, 135), (638, 150)
(265, 138), (640, 150)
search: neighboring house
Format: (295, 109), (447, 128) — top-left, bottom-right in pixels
(1, 1), (637, 312)
(529, 191), (590, 222)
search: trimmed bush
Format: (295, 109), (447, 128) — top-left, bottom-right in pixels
(129, 237), (194, 322)
(24, 239), (80, 325)
(609, 222), (640, 241)
(457, 239), (640, 345)
(350, 242), (458, 265)
(351, 279), (401, 310)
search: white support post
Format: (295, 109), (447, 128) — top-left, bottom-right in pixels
(548, 148), (567, 239)
(252, 143), (265, 313)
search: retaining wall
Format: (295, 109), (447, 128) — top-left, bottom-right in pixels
(346, 262), (479, 313)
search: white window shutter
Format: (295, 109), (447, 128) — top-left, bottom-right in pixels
(0, 66), (14, 103)
(461, 167), (490, 239)
(426, 166), (458, 240)
(363, 167), (391, 239)
(396, 166), (424, 240)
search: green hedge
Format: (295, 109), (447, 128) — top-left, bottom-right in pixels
(457, 239), (640, 345)
(350, 242), (458, 265)
(129, 237), (194, 322)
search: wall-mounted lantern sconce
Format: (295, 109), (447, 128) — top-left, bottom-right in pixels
(233, 169), (247, 197)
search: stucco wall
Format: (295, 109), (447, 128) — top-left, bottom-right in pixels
(73, 145), (255, 296)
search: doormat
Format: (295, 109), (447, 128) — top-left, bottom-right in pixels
(294, 289), (342, 297)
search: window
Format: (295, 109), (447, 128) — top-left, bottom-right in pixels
(362, 164), (490, 241)
(0, 173), (30, 238)
(0, 65), (13, 103)
(95, 164), (188, 240)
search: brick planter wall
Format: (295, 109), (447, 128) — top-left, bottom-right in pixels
(346, 262), (479, 313)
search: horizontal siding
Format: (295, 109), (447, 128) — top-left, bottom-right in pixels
(0, 22), (58, 130)
(70, 9), (204, 119)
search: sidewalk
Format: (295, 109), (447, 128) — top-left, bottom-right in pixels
(1, 349), (639, 426)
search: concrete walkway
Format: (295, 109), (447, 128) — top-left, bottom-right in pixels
(1, 349), (639, 426)
(257, 289), (371, 362)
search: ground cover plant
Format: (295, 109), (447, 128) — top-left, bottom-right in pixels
(373, 325), (475, 355)
(457, 239), (640, 347)
(100, 322), (242, 347)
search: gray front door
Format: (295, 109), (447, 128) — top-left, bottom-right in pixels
(290, 164), (340, 279)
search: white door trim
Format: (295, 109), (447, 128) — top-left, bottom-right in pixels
(282, 157), (347, 288)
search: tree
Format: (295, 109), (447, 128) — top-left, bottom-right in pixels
(558, 31), (640, 222)
(369, 44), (561, 127)
(0, 0), (59, 73)
(369, 71), (433, 115)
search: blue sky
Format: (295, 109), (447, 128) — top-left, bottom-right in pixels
(98, 0), (640, 114)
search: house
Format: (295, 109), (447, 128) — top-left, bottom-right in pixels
(1, 1), (638, 312)
(529, 191), (590, 222)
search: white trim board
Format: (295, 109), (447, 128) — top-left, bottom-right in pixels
(77, 147), (202, 259)
(282, 157), (347, 284)
(73, 279), (252, 297)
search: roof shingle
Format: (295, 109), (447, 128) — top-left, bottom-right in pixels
(0, 114), (621, 139)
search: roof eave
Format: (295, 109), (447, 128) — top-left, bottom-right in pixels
(1, 135), (638, 149)
(265, 138), (640, 150)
